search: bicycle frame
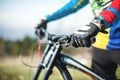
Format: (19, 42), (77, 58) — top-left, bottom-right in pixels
(33, 41), (105, 80)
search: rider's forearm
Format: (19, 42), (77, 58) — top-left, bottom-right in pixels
(99, 0), (120, 28)
(46, 0), (89, 22)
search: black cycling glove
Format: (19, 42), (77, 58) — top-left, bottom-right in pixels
(35, 19), (48, 37)
(71, 22), (100, 47)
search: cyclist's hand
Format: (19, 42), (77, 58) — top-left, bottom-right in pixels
(71, 22), (100, 47)
(36, 19), (47, 29)
(35, 19), (48, 37)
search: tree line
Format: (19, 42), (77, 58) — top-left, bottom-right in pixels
(0, 36), (40, 57)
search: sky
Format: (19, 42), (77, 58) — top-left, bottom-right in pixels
(0, 0), (94, 41)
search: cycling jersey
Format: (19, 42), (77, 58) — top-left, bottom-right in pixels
(92, 0), (120, 50)
(46, 0), (120, 50)
(90, 0), (112, 16)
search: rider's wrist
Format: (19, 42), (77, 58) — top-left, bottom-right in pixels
(42, 18), (48, 23)
(91, 22), (102, 30)
(92, 16), (106, 31)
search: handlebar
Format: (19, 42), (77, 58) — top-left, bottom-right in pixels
(35, 28), (72, 45)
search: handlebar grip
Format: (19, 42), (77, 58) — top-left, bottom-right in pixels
(90, 37), (96, 44)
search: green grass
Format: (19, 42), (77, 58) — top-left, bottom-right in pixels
(0, 57), (120, 80)
(117, 66), (120, 79)
(0, 57), (30, 80)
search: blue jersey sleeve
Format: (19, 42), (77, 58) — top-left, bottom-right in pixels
(46, 0), (89, 22)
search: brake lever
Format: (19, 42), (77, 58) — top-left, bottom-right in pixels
(35, 28), (50, 39)
(58, 35), (72, 47)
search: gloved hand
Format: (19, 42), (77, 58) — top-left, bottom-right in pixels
(35, 19), (48, 37)
(71, 22), (100, 47)
(36, 19), (47, 29)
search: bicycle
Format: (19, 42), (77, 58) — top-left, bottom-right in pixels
(29, 28), (105, 80)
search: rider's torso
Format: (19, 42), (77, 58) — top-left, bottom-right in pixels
(91, 0), (120, 50)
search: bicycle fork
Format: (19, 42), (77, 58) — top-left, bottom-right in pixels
(33, 44), (62, 80)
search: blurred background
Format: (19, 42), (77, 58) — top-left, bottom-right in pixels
(1, 0), (120, 80)
(0, 0), (94, 41)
